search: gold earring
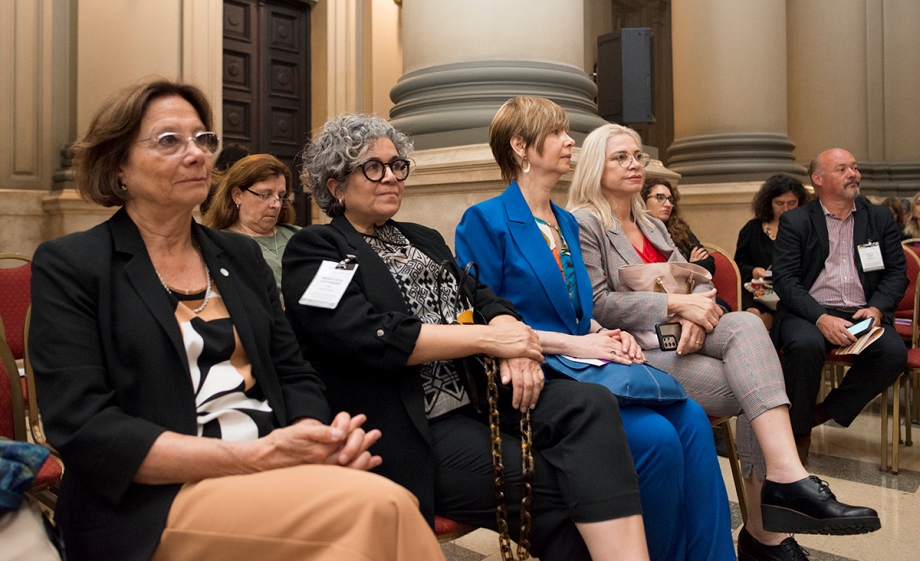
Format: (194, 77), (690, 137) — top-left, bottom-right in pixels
(521, 156), (531, 173)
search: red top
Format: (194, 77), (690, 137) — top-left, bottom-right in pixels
(634, 235), (668, 264)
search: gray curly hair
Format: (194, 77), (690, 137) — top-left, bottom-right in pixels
(301, 114), (413, 217)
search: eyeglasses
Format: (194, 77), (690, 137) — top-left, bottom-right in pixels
(356, 158), (411, 182)
(135, 132), (221, 157)
(243, 187), (293, 207)
(610, 151), (651, 168)
(647, 193), (675, 206)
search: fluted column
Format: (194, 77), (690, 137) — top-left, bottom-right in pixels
(389, 0), (607, 149)
(668, 0), (804, 182)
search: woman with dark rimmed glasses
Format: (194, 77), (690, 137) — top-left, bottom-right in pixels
(203, 153), (300, 297)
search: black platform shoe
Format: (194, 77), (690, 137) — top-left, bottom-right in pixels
(761, 475), (880, 535)
(737, 526), (810, 561)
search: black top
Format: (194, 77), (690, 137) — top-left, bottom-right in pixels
(282, 215), (518, 524)
(734, 218), (776, 311)
(30, 208), (330, 561)
(678, 229), (716, 275)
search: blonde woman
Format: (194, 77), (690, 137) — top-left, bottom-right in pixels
(568, 123), (880, 560)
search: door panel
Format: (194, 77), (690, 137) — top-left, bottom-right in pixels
(223, 0), (311, 225)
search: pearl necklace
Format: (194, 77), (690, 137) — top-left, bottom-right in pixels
(155, 265), (213, 314)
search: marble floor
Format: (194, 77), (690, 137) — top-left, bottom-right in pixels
(441, 388), (920, 560)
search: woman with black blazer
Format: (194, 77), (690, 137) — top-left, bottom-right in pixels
(283, 114), (650, 561)
(28, 79), (443, 561)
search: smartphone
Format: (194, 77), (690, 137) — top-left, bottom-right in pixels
(846, 317), (873, 338)
(656, 322), (682, 352)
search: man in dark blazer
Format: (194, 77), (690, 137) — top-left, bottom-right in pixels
(772, 148), (907, 462)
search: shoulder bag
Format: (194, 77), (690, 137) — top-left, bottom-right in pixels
(617, 261), (715, 349)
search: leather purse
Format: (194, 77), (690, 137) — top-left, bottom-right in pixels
(617, 262), (716, 349)
(543, 355), (687, 407)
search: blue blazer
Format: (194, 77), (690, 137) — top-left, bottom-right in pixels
(455, 181), (594, 336)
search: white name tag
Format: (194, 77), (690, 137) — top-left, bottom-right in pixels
(857, 242), (884, 272)
(298, 258), (358, 309)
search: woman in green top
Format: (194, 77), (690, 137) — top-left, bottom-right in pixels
(203, 154), (301, 296)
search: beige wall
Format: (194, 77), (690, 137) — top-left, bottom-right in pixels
(883, 1), (920, 163)
(0, 0), (220, 255)
(311, 0), (400, 130)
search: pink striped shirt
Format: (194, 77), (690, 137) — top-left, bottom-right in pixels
(809, 201), (866, 311)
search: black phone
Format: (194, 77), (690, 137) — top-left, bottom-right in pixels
(847, 317), (873, 338)
(655, 322), (682, 352)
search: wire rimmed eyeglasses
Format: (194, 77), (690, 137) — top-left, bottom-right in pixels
(135, 131), (221, 157)
(610, 151), (651, 169)
(243, 187), (293, 207)
(355, 158), (411, 182)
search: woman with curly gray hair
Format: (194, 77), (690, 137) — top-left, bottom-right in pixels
(283, 114), (651, 561)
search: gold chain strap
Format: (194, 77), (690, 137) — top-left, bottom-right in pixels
(485, 356), (533, 560)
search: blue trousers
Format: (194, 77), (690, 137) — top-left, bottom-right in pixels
(620, 399), (735, 561)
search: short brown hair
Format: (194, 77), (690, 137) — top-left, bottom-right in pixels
(202, 154), (294, 229)
(489, 96), (570, 184)
(72, 77), (213, 207)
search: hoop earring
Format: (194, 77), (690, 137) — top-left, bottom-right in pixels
(521, 157), (531, 173)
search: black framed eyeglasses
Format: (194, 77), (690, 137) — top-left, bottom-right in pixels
(135, 131), (221, 157)
(356, 158), (411, 182)
(610, 151), (651, 168)
(647, 193), (675, 206)
(243, 187), (293, 207)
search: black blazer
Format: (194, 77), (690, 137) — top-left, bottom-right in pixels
(29, 208), (331, 561)
(282, 216), (517, 524)
(772, 197), (908, 334)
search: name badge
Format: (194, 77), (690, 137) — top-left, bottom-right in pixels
(857, 242), (884, 272)
(298, 257), (358, 309)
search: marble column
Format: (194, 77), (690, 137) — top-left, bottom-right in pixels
(787, 0), (870, 166)
(389, 0), (607, 149)
(668, 0), (805, 183)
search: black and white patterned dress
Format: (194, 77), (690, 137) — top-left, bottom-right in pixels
(364, 224), (471, 418)
(167, 287), (275, 440)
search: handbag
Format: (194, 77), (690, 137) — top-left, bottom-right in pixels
(543, 355), (687, 407)
(617, 262), (716, 349)
(434, 261), (533, 561)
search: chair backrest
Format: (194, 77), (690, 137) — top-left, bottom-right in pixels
(702, 243), (742, 312)
(897, 245), (920, 314)
(23, 305), (50, 447)
(0, 253), (32, 360)
(0, 315), (27, 441)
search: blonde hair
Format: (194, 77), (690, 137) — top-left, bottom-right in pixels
(489, 96), (570, 184)
(567, 123), (652, 230)
(904, 192), (920, 238)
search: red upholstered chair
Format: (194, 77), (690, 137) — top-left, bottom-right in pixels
(0, 316), (62, 508)
(702, 244), (742, 312)
(894, 245), (920, 344)
(434, 516), (475, 543)
(0, 253), (32, 400)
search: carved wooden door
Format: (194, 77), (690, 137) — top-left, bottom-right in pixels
(223, 0), (311, 224)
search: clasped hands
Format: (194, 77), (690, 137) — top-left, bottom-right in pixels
(261, 412), (383, 472)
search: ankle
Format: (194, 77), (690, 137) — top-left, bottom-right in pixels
(744, 525), (788, 547)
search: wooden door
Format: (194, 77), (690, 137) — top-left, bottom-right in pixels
(223, 0), (311, 224)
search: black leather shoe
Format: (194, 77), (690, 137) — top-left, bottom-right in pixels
(737, 526), (810, 561)
(761, 475), (881, 535)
